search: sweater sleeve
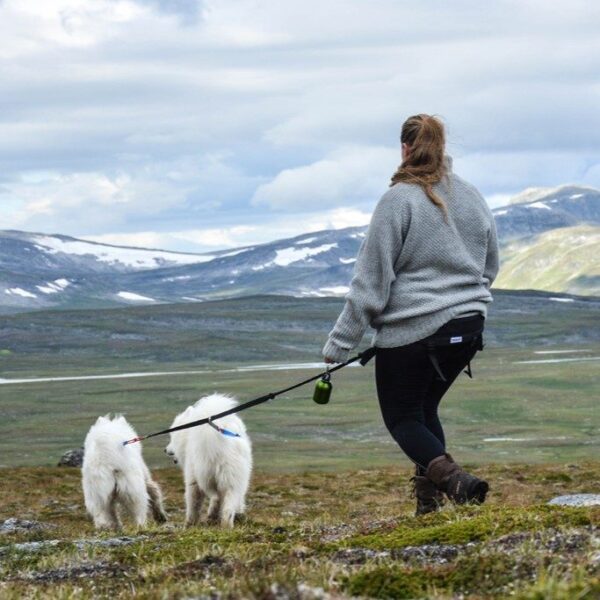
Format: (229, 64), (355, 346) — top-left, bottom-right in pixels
(483, 216), (500, 290)
(322, 193), (402, 362)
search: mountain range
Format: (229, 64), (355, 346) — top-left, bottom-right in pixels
(1, 184), (598, 313)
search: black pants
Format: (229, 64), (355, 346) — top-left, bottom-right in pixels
(375, 315), (484, 473)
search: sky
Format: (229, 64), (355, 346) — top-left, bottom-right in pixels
(0, 0), (598, 253)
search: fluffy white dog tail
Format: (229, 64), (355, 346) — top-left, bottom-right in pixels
(83, 415), (155, 529)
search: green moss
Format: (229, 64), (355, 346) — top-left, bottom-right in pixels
(344, 554), (522, 599)
(515, 571), (600, 599)
(336, 505), (592, 550)
(344, 567), (433, 599)
(1, 465), (599, 599)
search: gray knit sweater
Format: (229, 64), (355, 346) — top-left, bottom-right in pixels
(322, 156), (500, 362)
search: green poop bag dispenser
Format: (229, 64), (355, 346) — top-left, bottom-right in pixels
(313, 371), (332, 404)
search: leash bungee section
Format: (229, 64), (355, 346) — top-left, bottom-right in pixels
(122, 347), (376, 446)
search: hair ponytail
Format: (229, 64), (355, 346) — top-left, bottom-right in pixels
(390, 114), (448, 218)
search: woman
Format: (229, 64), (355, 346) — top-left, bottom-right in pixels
(322, 114), (499, 515)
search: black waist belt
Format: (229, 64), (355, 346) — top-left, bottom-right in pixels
(422, 330), (484, 382)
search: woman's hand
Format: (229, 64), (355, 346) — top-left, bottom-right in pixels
(323, 356), (336, 364)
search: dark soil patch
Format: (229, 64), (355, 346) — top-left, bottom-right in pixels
(168, 554), (232, 578)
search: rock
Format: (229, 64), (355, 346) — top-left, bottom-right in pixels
(20, 561), (126, 582)
(0, 518), (51, 534)
(296, 583), (329, 600)
(57, 448), (84, 467)
(265, 583), (330, 600)
(73, 535), (147, 549)
(547, 494), (600, 507)
(0, 539), (61, 556)
(0, 535), (146, 557)
(392, 543), (476, 565)
(489, 528), (595, 554)
(331, 547), (390, 565)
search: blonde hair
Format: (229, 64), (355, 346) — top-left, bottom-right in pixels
(390, 114), (448, 218)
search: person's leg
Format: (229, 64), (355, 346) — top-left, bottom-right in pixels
(417, 325), (489, 505)
(422, 342), (479, 452)
(375, 342), (444, 472)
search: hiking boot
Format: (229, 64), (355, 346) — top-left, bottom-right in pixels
(411, 475), (445, 516)
(426, 453), (489, 505)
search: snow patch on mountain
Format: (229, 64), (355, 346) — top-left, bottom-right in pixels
(527, 202), (551, 210)
(319, 286), (349, 295)
(36, 279), (71, 294)
(339, 257), (356, 264)
(219, 248), (251, 258)
(5, 288), (37, 298)
(33, 235), (214, 269)
(509, 186), (557, 205)
(117, 291), (155, 302)
(273, 243), (337, 267)
(295, 237), (317, 246)
(162, 275), (192, 282)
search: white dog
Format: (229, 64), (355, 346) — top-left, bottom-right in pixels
(82, 415), (167, 530)
(165, 394), (252, 528)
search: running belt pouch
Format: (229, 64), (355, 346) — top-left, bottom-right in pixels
(424, 330), (484, 349)
(423, 330), (484, 382)
(422, 313), (485, 348)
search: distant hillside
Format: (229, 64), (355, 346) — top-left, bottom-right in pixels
(0, 184), (599, 312)
(494, 225), (600, 296)
(0, 290), (597, 373)
(492, 184), (600, 239)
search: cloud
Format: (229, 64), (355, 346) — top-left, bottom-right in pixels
(0, 154), (263, 235)
(252, 146), (398, 210)
(0, 0), (598, 249)
(129, 0), (202, 22)
(454, 151), (600, 197)
(86, 207), (373, 252)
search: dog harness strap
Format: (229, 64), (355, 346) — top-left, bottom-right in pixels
(207, 419), (241, 438)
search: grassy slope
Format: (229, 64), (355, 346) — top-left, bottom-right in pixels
(0, 463), (598, 599)
(0, 295), (598, 598)
(0, 292), (598, 469)
(495, 225), (600, 296)
(0, 345), (598, 469)
(0, 290), (598, 376)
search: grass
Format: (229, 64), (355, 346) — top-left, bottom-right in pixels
(0, 462), (598, 599)
(0, 293), (598, 596)
(0, 344), (598, 470)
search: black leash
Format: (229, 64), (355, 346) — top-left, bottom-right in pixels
(123, 347), (376, 446)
